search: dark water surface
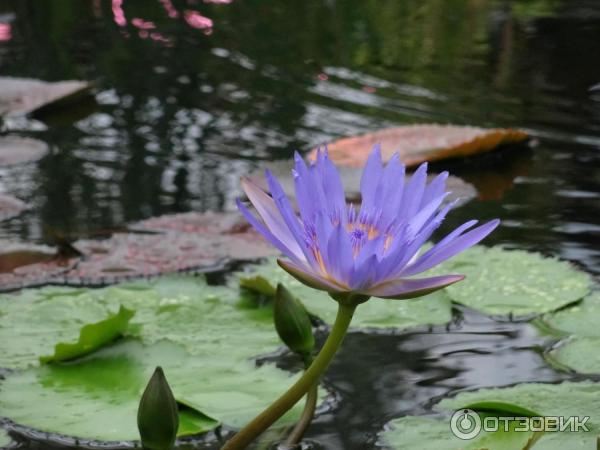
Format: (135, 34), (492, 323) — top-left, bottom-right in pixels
(1, 0), (600, 449)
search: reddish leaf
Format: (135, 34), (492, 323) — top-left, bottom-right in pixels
(0, 242), (78, 292)
(308, 124), (528, 167)
(65, 215), (278, 286)
(0, 136), (49, 166)
(0, 194), (28, 221)
(0, 77), (93, 117)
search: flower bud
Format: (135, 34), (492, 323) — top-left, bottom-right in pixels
(274, 283), (315, 356)
(138, 366), (179, 450)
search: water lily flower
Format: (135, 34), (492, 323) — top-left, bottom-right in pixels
(237, 146), (499, 302)
(225, 146), (499, 450)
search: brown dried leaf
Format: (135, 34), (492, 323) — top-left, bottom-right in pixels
(0, 77), (93, 117)
(308, 124), (528, 167)
(0, 136), (49, 166)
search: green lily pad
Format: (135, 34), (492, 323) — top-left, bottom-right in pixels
(0, 339), (305, 441)
(0, 276), (315, 442)
(40, 306), (135, 363)
(539, 292), (600, 338)
(0, 429), (10, 448)
(436, 246), (591, 316)
(380, 415), (538, 450)
(438, 381), (600, 449)
(547, 337), (600, 374)
(234, 259), (453, 330)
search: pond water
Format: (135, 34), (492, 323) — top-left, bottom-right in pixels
(1, 0), (600, 449)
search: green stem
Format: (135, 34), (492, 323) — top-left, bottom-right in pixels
(221, 302), (357, 450)
(283, 382), (318, 448)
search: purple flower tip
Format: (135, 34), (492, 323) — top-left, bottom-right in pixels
(237, 146), (499, 300)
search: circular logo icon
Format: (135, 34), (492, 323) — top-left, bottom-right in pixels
(450, 409), (482, 440)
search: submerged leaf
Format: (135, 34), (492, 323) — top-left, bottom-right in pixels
(0, 194), (28, 221)
(0, 240), (78, 292)
(0, 429), (10, 448)
(66, 228), (277, 286)
(434, 246), (591, 317)
(40, 306), (135, 363)
(308, 124), (528, 168)
(234, 259), (453, 330)
(0, 77), (92, 117)
(0, 136), (48, 166)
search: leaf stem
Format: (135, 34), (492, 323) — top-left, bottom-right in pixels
(221, 302), (356, 450)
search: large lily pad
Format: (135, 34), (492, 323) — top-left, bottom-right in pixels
(547, 337), (600, 374)
(0, 136), (48, 166)
(435, 246), (591, 317)
(249, 163), (476, 206)
(235, 259), (453, 330)
(0, 276), (311, 442)
(0, 194), (27, 221)
(437, 381), (600, 450)
(538, 292), (600, 338)
(380, 415), (537, 450)
(65, 227), (278, 286)
(308, 124), (528, 168)
(0, 340), (304, 442)
(0, 77), (93, 117)
(0, 241), (79, 293)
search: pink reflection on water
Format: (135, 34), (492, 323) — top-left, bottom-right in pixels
(0, 23), (11, 42)
(184, 10), (213, 30)
(317, 73), (329, 81)
(132, 18), (156, 29)
(160, 0), (180, 18)
(112, 0), (127, 26)
(203, 0), (233, 3)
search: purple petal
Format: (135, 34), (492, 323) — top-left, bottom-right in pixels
(316, 148), (346, 221)
(236, 199), (302, 262)
(363, 274), (465, 299)
(359, 145), (383, 213)
(380, 154), (406, 226)
(401, 219), (500, 276)
(401, 163), (428, 219)
(241, 177), (303, 257)
(278, 258), (344, 293)
(293, 152), (318, 222)
(348, 253), (379, 290)
(326, 224), (354, 284)
(421, 171), (448, 207)
(407, 193), (448, 236)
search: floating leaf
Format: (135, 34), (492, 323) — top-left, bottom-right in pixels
(0, 77), (93, 117)
(380, 415), (537, 450)
(438, 381), (600, 450)
(40, 306), (135, 364)
(0, 194), (28, 221)
(539, 292), (600, 338)
(537, 293), (600, 374)
(234, 259), (453, 330)
(130, 211), (244, 234)
(0, 276), (278, 369)
(308, 124), (528, 168)
(249, 162), (476, 207)
(0, 136), (48, 166)
(0, 340), (304, 442)
(547, 337), (600, 374)
(435, 246), (591, 317)
(0, 276), (315, 442)
(66, 229), (277, 286)
(0, 241), (79, 293)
